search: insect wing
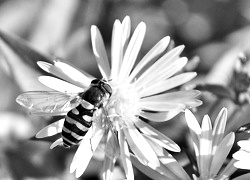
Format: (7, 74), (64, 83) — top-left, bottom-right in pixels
(16, 91), (81, 115)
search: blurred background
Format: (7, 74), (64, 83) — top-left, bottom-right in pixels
(0, 0), (250, 179)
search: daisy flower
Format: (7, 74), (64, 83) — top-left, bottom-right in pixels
(17, 16), (201, 179)
(185, 108), (237, 180)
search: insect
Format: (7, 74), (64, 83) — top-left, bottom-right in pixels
(16, 79), (112, 148)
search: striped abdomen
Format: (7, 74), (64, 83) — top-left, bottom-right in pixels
(62, 104), (95, 148)
(61, 79), (112, 148)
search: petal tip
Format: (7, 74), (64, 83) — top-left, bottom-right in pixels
(172, 144), (181, 152)
(123, 15), (130, 21)
(185, 108), (192, 115)
(35, 132), (42, 139)
(37, 61), (45, 66)
(90, 25), (98, 35)
(221, 107), (228, 114)
(69, 165), (76, 174)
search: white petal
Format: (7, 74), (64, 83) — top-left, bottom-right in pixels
(128, 36), (170, 82)
(140, 91), (201, 103)
(216, 159), (237, 180)
(184, 109), (201, 170)
(50, 138), (63, 149)
(135, 45), (185, 88)
(210, 132), (235, 177)
(145, 134), (181, 153)
(144, 57), (188, 87)
(121, 16), (131, 51)
(123, 120), (160, 168)
(136, 57), (188, 90)
(37, 61), (91, 88)
(37, 61), (73, 82)
(133, 118), (180, 152)
(140, 90), (201, 104)
(30, 111), (67, 116)
(36, 118), (64, 138)
(212, 108), (228, 155)
(146, 138), (191, 180)
(118, 22), (146, 81)
(138, 101), (185, 111)
(54, 61), (93, 86)
(237, 140), (250, 152)
(118, 129), (134, 180)
(39, 76), (84, 93)
(110, 20), (123, 79)
(138, 72), (197, 97)
(130, 155), (167, 180)
(185, 109), (201, 141)
(105, 129), (119, 160)
(234, 160), (250, 170)
(192, 174), (199, 180)
(110, 16), (131, 80)
(102, 155), (116, 180)
(199, 115), (212, 178)
(139, 110), (182, 122)
(70, 129), (104, 178)
(132, 151), (182, 180)
(160, 151), (191, 180)
(91, 25), (110, 79)
(233, 150), (250, 161)
(37, 61), (87, 88)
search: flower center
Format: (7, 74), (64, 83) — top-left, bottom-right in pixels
(104, 82), (139, 127)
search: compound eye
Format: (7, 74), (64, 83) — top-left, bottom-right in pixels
(91, 79), (100, 85)
(103, 84), (112, 95)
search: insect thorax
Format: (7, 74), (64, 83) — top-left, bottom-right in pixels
(80, 86), (108, 108)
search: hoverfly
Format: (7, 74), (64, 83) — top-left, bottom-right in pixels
(16, 79), (112, 148)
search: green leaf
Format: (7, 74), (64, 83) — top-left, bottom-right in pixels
(0, 31), (52, 91)
(0, 30), (51, 72)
